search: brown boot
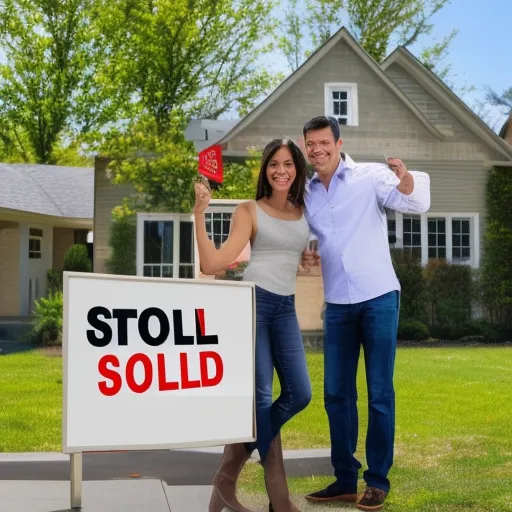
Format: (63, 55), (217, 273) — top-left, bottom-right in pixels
(209, 443), (254, 512)
(263, 434), (301, 512)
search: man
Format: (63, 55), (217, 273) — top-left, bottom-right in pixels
(301, 116), (430, 511)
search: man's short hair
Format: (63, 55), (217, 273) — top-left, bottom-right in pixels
(303, 116), (340, 141)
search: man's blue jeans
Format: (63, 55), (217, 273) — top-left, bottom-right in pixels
(245, 286), (312, 462)
(324, 290), (399, 493)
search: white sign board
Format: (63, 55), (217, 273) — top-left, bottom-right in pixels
(62, 272), (256, 454)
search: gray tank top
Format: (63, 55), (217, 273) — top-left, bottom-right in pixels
(243, 203), (310, 296)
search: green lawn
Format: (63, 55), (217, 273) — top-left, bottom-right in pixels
(1, 347), (511, 511)
(0, 349), (62, 452)
(238, 347), (512, 512)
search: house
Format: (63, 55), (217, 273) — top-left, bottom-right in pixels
(93, 28), (512, 331)
(0, 164), (93, 319)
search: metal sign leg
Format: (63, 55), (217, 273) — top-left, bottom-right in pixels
(70, 452), (83, 509)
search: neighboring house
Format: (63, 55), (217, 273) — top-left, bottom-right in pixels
(0, 164), (93, 318)
(93, 28), (512, 331)
(499, 114), (512, 146)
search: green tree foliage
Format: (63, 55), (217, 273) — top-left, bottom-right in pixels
(0, 0), (112, 164)
(95, 0), (281, 132)
(279, 0), (456, 79)
(481, 167), (512, 326)
(103, 115), (198, 215)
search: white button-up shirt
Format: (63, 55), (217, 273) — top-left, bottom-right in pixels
(305, 154), (431, 305)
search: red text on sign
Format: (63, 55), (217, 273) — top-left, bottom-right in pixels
(97, 351), (224, 397)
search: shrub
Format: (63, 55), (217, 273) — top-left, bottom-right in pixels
(32, 292), (63, 345)
(47, 268), (63, 295)
(215, 261), (248, 281)
(63, 244), (92, 273)
(480, 167), (512, 327)
(106, 216), (137, 275)
(424, 260), (473, 329)
(398, 319), (430, 341)
(391, 249), (427, 322)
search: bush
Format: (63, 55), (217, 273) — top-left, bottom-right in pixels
(480, 167), (512, 327)
(32, 292), (63, 345)
(215, 261), (248, 281)
(47, 268), (63, 295)
(391, 249), (427, 322)
(63, 244), (92, 273)
(398, 319), (430, 341)
(106, 216), (137, 275)
(424, 260), (473, 329)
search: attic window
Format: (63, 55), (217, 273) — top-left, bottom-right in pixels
(324, 83), (359, 126)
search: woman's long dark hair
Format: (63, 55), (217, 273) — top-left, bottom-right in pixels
(255, 138), (307, 208)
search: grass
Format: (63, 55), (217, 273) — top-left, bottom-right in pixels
(237, 347), (512, 512)
(1, 346), (511, 510)
(0, 349), (62, 452)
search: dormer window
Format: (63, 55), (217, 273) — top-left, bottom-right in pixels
(324, 83), (359, 126)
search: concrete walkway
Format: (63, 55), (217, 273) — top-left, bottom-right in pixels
(0, 449), (352, 511)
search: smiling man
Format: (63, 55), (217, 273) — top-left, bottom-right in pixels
(301, 116), (431, 511)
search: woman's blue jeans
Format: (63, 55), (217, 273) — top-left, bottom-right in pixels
(245, 286), (312, 462)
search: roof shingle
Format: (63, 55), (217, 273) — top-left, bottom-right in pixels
(0, 163), (93, 219)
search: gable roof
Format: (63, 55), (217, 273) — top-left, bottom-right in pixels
(382, 47), (512, 161)
(0, 163), (93, 219)
(218, 27), (444, 146)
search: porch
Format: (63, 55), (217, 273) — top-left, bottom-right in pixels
(0, 214), (92, 322)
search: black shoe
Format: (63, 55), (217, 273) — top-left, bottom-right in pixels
(306, 482), (358, 503)
(269, 502), (273, 512)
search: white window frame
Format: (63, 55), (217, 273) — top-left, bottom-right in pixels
(395, 212), (480, 268)
(324, 82), (359, 126)
(28, 226), (43, 259)
(136, 201), (241, 279)
(136, 213), (198, 279)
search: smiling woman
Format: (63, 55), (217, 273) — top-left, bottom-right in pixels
(193, 137), (312, 512)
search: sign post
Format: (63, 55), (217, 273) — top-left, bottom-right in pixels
(62, 272), (256, 509)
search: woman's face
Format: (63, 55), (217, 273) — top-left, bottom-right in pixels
(265, 146), (296, 194)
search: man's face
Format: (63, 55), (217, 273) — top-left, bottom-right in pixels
(304, 126), (342, 175)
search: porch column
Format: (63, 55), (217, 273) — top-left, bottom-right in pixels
(19, 223), (29, 316)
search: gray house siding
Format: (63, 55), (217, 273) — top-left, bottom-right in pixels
(384, 63), (504, 161)
(225, 39), (498, 165)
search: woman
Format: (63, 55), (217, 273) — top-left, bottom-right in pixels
(194, 138), (312, 512)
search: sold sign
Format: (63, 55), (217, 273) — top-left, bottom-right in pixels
(62, 273), (255, 453)
(198, 145), (223, 183)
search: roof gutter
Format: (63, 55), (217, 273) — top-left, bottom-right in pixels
(491, 161), (512, 167)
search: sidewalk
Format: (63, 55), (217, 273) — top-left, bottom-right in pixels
(0, 449), (350, 511)
(0, 480), (355, 511)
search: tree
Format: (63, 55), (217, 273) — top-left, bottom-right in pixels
(102, 115), (199, 215)
(278, 0), (456, 79)
(486, 87), (512, 117)
(95, 0), (282, 134)
(213, 153), (261, 200)
(0, 0), (113, 164)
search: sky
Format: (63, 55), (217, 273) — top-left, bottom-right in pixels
(264, 0), (511, 132)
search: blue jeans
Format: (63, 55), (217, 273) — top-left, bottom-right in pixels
(324, 290), (399, 493)
(245, 286), (312, 462)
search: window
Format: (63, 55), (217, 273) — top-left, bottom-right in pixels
(452, 218), (471, 261)
(205, 211), (232, 249)
(29, 227), (43, 259)
(402, 215), (422, 260)
(136, 214), (196, 279)
(324, 83), (359, 126)
(428, 218), (447, 259)
(394, 212), (479, 268)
